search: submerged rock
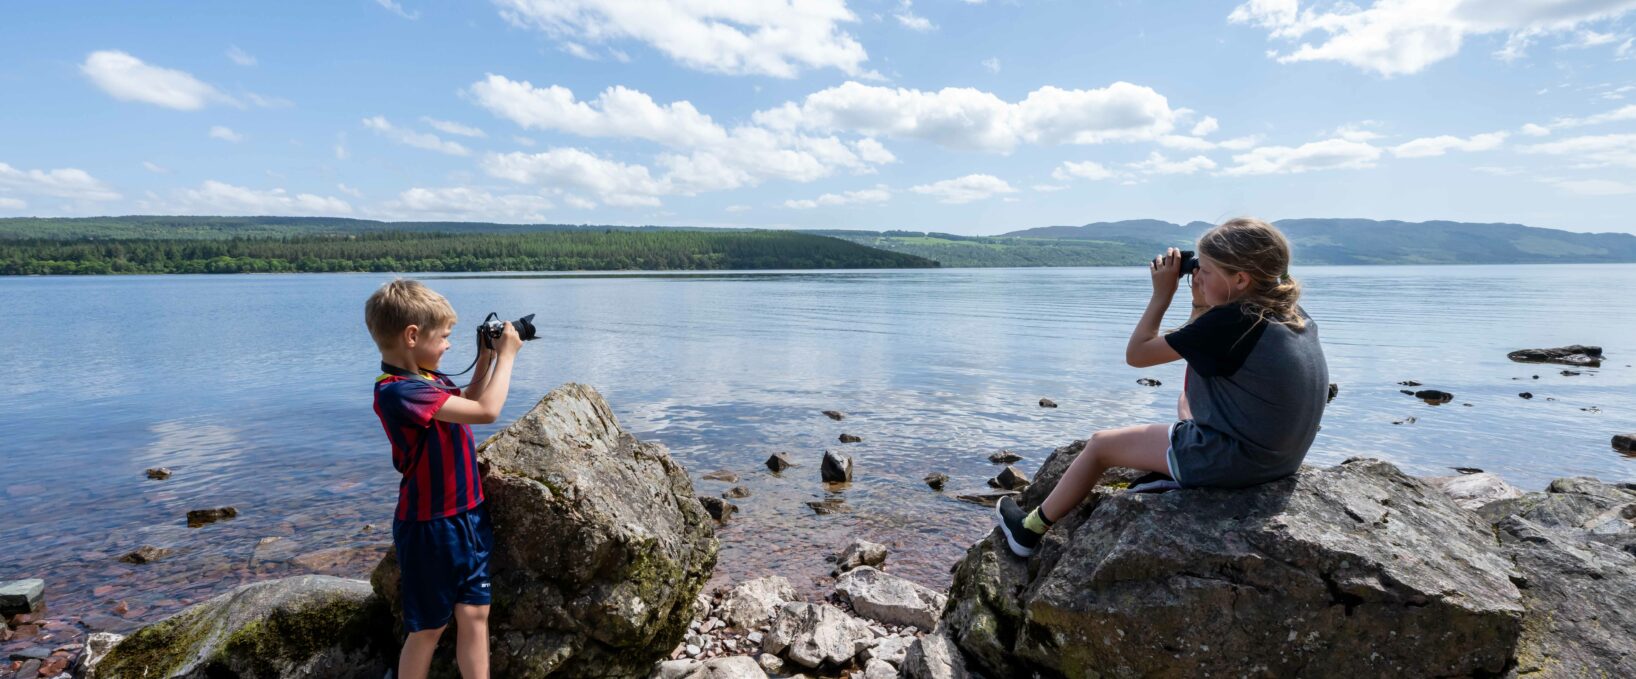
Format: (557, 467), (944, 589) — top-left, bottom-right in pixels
(1038, 398), (1057, 408)
(90, 575), (392, 678)
(821, 451), (853, 483)
(986, 465), (1029, 491)
(832, 539), (888, 576)
(371, 383), (717, 678)
(0, 578), (43, 617)
(702, 470), (740, 483)
(1327, 383), (1339, 403)
(1508, 345), (1603, 367)
(941, 452), (1524, 677)
(1614, 433), (1636, 454)
(923, 473), (948, 491)
(144, 468), (171, 480)
(722, 486), (751, 499)
(186, 507), (237, 527)
(1135, 378), (1161, 387)
(838, 433), (863, 444)
(1414, 389), (1454, 404)
(988, 450), (1022, 464)
(822, 410), (845, 421)
(765, 452), (796, 473)
(698, 496), (738, 524)
(118, 546), (172, 565)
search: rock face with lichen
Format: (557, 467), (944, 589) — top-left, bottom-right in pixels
(371, 383), (718, 678)
(89, 575), (392, 678)
(941, 442), (1527, 678)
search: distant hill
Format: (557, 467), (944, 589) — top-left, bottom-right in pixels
(995, 218), (1636, 266)
(0, 216), (704, 240)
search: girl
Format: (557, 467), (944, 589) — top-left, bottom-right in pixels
(997, 217), (1329, 557)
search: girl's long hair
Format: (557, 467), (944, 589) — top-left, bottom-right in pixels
(1198, 217), (1307, 331)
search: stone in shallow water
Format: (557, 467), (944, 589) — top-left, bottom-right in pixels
(832, 539), (888, 576)
(118, 546), (171, 565)
(1508, 345), (1603, 367)
(988, 450), (1022, 464)
(143, 468), (171, 480)
(185, 507), (237, 527)
(923, 473), (948, 491)
(1614, 433), (1636, 454)
(822, 410), (845, 421)
(702, 470), (740, 483)
(765, 453), (796, 472)
(821, 451), (853, 483)
(1037, 398), (1057, 408)
(986, 465), (1029, 491)
(0, 579), (44, 617)
(838, 433), (862, 444)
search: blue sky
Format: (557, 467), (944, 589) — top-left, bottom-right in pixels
(2, 0), (1635, 234)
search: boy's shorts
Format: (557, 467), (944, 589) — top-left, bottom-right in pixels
(392, 503), (494, 632)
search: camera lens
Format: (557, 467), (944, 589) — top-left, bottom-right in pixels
(513, 314), (537, 341)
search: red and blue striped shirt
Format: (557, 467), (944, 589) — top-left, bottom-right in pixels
(373, 365), (484, 521)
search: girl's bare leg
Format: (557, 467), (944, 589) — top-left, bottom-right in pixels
(1040, 423), (1173, 522)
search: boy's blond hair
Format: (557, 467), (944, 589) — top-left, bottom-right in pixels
(364, 279), (457, 350)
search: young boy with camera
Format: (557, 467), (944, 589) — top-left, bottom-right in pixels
(364, 279), (523, 679)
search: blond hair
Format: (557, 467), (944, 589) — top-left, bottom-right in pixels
(364, 279), (457, 350)
(1198, 217), (1307, 331)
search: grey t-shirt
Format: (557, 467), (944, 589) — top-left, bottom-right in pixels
(1162, 303), (1329, 487)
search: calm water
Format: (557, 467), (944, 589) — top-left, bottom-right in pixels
(4, 265), (1635, 632)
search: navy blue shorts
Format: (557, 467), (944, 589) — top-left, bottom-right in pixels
(392, 503), (493, 632)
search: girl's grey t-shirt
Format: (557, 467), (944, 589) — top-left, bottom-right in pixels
(1164, 303), (1329, 484)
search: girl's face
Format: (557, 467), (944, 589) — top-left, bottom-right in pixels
(1194, 255), (1249, 307)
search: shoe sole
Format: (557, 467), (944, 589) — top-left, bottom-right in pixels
(994, 501), (1037, 557)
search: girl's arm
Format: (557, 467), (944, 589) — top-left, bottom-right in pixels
(1126, 248), (1187, 368)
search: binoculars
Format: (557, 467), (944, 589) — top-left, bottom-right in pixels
(1177, 250), (1200, 277)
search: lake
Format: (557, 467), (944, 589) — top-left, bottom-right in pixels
(3, 264), (1634, 632)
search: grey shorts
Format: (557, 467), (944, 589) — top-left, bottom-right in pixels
(1167, 419), (1301, 489)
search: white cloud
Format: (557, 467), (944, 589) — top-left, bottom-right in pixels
(1032, 184), (1068, 192)
(1222, 138), (1383, 175)
(167, 180), (351, 215)
(143, 161), (169, 174)
(910, 174), (1017, 203)
(1130, 151), (1217, 175)
(483, 148), (667, 206)
(470, 76), (727, 147)
(1333, 122), (1384, 142)
(1157, 135), (1218, 151)
(1541, 177), (1636, 195)
(1217, 135), (1261, 150)
(982, 57), (1001, 73)
(243, 92), (293, 108)
(80, 50), (232, 110)
(335, 133), (350, 160)
(1052, 160), (1116, 181)
(336, 183), (364, 198)
(1228, 0), (1636, 76)
(1473, 165), (1523, 176)
(0, 197), (25, 210)
(471, 77), (891, 194)
(895, 1), (935, 31)
(783, 184), (891, 209)
(725, 204), (751, 213)
(1547, 103), (1636, 129)
(0, 162), (121, 201)
(376, 0), (419, 20)
(361, 116), (470, 156)
(209, 125), (244, 143)
(1521, 123), (1552, 136)
(756, 80), (1183, 152)
(493, 0), (868, 78)
(226, 45), (257, 66)
(421, 117), (487, 138)
(1190, 116), (1219, 136)
(1390, 131), (1506, 157)
(513, 136), (537, 147)
(391, 186), (556, 222)
(1521, 133), (1636, 168)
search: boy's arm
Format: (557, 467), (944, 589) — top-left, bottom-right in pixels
(463, 346), (496, 402)
(433, 323), (521, 425)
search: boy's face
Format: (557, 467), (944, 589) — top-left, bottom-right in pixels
(409, 321), (454, 372)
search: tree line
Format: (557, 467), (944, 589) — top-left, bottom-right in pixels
(0, 230), (938, 275)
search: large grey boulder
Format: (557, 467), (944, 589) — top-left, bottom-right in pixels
(900, 622), (970, 679)
(651, 656), (768, 679)
(761, 602), (875, 669)
(371, 383), (719, 678)
(1425, 472), (1524, 510)
(834, 567), (946, 630)
(89, 575), (392, 678)
(942, 445), (1525, 678)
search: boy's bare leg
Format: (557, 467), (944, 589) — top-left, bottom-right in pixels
(454, 604), (490, 679)
(1040, 423), (1173, 522)
(398, 626), (445, 679)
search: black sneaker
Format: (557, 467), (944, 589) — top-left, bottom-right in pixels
(995, 495), (1043, 557)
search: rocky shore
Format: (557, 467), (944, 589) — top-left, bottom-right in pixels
(8, 358), (1636, 677)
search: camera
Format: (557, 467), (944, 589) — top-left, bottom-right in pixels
(1178, 250), (1200, 277)
(479, 313), (537, 349)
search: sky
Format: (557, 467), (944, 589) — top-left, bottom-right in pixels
(2, 0), (1635, 235)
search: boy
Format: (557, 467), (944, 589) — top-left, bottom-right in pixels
(365, 279), (522, 679)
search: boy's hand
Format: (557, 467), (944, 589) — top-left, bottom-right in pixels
(1149, 247), (1181, 298)
(495, 321), (523, 356)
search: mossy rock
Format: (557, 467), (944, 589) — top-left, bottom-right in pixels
(91, 575), (393, 678)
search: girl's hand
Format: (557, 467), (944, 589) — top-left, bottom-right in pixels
(1149, 247), (1181, 298)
